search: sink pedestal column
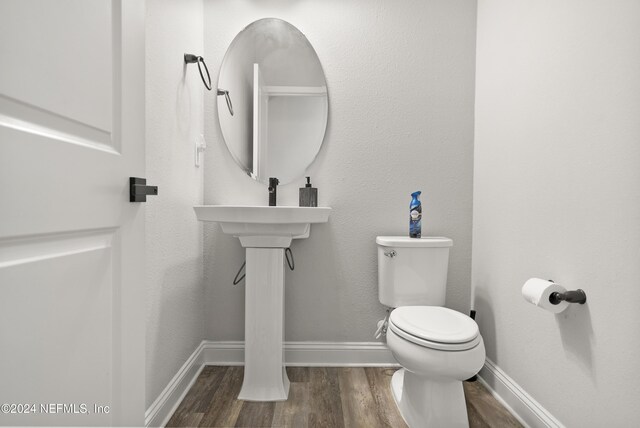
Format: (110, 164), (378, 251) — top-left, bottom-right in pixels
(238, 247), (290, 401)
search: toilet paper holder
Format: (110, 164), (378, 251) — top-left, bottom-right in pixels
(547, 281), (587, 305)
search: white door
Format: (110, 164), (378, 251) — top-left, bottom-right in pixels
(0, 1), (145, 426)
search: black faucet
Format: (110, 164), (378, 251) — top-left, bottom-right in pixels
(268, 177), (279, 206)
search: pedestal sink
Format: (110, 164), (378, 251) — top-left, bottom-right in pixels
(193, 205), (331, 401)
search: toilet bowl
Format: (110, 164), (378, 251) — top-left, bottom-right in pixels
(376, 236), (485, 428)
(386, 306), (485, 427)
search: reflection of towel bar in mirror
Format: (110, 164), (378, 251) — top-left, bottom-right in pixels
(184, 53), (234, 116)
(217, 89), (234, 116)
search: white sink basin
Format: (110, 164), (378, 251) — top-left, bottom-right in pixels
(193, 205), (331, 247)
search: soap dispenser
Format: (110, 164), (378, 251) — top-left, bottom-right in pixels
(299, 177), (318, 207)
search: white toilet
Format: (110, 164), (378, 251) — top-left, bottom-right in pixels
(377, 236), (485, 428)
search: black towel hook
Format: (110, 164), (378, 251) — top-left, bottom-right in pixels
(184, 53), (212, 90)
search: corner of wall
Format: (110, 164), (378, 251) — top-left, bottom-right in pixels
(145, 0), (207, 411)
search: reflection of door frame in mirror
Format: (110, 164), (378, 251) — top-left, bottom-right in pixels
(252, 62), (328, 180)
(260, 84), (328, 183)
(250, 63), (327, 178)
(253, 63), (269, 179)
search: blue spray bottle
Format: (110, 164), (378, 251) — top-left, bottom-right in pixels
(410, 191), (422, 238)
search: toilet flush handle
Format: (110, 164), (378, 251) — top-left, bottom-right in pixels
(384, 250), (397, 258)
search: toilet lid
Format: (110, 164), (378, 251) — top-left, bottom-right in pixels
(389, 306), (479, 344)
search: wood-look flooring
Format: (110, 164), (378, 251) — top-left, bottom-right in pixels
(167, 366), (522, 428)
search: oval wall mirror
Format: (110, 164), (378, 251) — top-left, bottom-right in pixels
(217, 18), (328, 185)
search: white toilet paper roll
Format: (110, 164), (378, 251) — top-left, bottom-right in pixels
(522, 278), (569, 313)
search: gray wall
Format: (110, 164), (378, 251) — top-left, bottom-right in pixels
(473, 0), (640, 426)
(203, 0), (477, 341)
(145, 0), (205, 408)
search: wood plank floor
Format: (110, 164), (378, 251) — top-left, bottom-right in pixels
(167, 366), (522, 428)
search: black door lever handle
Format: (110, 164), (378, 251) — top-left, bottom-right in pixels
(129, 177), (158, 202)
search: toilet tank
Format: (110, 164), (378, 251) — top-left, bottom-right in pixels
(377, 236), (453, 307)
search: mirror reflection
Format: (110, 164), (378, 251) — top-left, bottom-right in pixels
(217, 18), (328, 185)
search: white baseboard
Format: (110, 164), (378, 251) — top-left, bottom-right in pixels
(479, 358), (565, 428)
(145, 342), (206, 428)
(201, 340), (398, 367)
(145, 340), (397, 427)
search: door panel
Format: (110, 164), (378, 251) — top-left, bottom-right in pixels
(0, 231), (114, 426)
(0, 0), (113, 131)
(0, 0), (145, 426)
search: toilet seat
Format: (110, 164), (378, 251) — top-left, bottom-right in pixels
(389, 306), (480, 351)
